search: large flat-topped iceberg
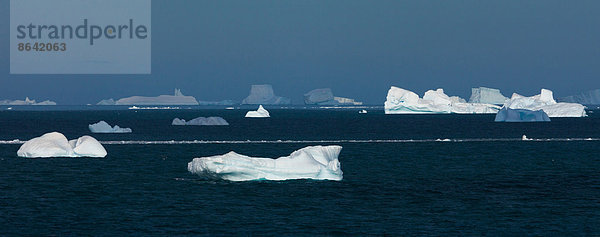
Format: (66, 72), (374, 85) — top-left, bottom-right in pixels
(494, 108), (550, 122)
(0, 97), (57, 105)
(245, 105), (270, 118)
(469, 87), (508, 105)
(242, 85), (291, 105)
(17, 132), (107, 158)
(115, 89), (199, 105)
(303, 88), (363, 105)
(172, 117), (229, 126)
(187, 145), (343, 181)
(89, 121), (132, 133)
(504, 89), (587, 117)
(559, 89), (600, 105)
(384, 87), (500, 114)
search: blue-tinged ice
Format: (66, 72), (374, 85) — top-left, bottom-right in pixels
(89, 121), (132, 133)
(242, 85), (291, 105)
(494, 107), (551, 122)
(187, 145), (343, 181)
(172, 117), (229, 126)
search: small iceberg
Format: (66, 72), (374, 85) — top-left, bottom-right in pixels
(187, 145), (343, 181)
(17, 132), (107, 158)
(172, 117), (229, 126)
(89, 121), (133, 133)
(245, 105), (270, 118)
(494, 108), (550, 122)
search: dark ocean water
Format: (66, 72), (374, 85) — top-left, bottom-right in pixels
(1, 108), (599, 235)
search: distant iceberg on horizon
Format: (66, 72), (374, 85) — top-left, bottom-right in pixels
(242, 85), (291, 105)
(17, 132), (107, 158)
(0, 97), (57, 105)
(469, 87), (508, 105)
(245, 105), (270, 118)
(112, 89), (199, 105)
(304, 88), (363, 105)
(558, 89), (600, 105)
(172, 117), (229, 126)
(494, 107), (550, 122)
(187, 145), (343, 181)
(89, 121), (132, 133)
(97, 98), (116, 105)
(503, 89), (586, 117)
(384, 86), (500, 114)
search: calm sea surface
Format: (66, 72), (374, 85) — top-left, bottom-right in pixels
(1, 107), (599, 235)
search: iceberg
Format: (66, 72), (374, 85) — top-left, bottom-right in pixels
(97, 98), (116, 105)
(17, 132), (107, 158)
(469, 87), (509, 105)
(494, 107), (551, 122)
(384, 87), (500, 114)
(242, 85), (291, 105)
(115, 89), (199, 105)
(245, 105), (270, 118)
(558, 89), (600, 105)
(89, 121), (132, 133)
(0, 97), (57, 105)
(172, 117), (229, 126)
(303, 88), (364, 105)
(187, 145), (343, 181)
(503, 89), (587, 117)
(197, 100), (236, 106)
(304, 88), (335, 104)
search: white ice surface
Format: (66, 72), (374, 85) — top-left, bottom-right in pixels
(245, 105), (270, 118)
(17, 132), (107, 158)
(384, 87), (500, 114)
(187, 145), (343, 181)
(503, 89), (587, 117)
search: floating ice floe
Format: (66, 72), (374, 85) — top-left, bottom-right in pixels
(503, 89), (586, 117)
(187, 145), (343, 181)
(245, 105), (270, 118)
(558, 89), (600, 105)
(384, 87), (500, 114)
(469, 87), (509, 105)
(89, 121), (132, 133)
(242, 85), (291, 105)
(17, 132), (107, 158)
(115, 89), (199, 105)
(172, 117), (229, 126)
(494, 108), (550, 122)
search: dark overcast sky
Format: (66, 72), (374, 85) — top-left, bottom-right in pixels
(1, 0), (599, 104)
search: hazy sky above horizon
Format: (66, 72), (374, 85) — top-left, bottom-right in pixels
(1, 0), (599, 104)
